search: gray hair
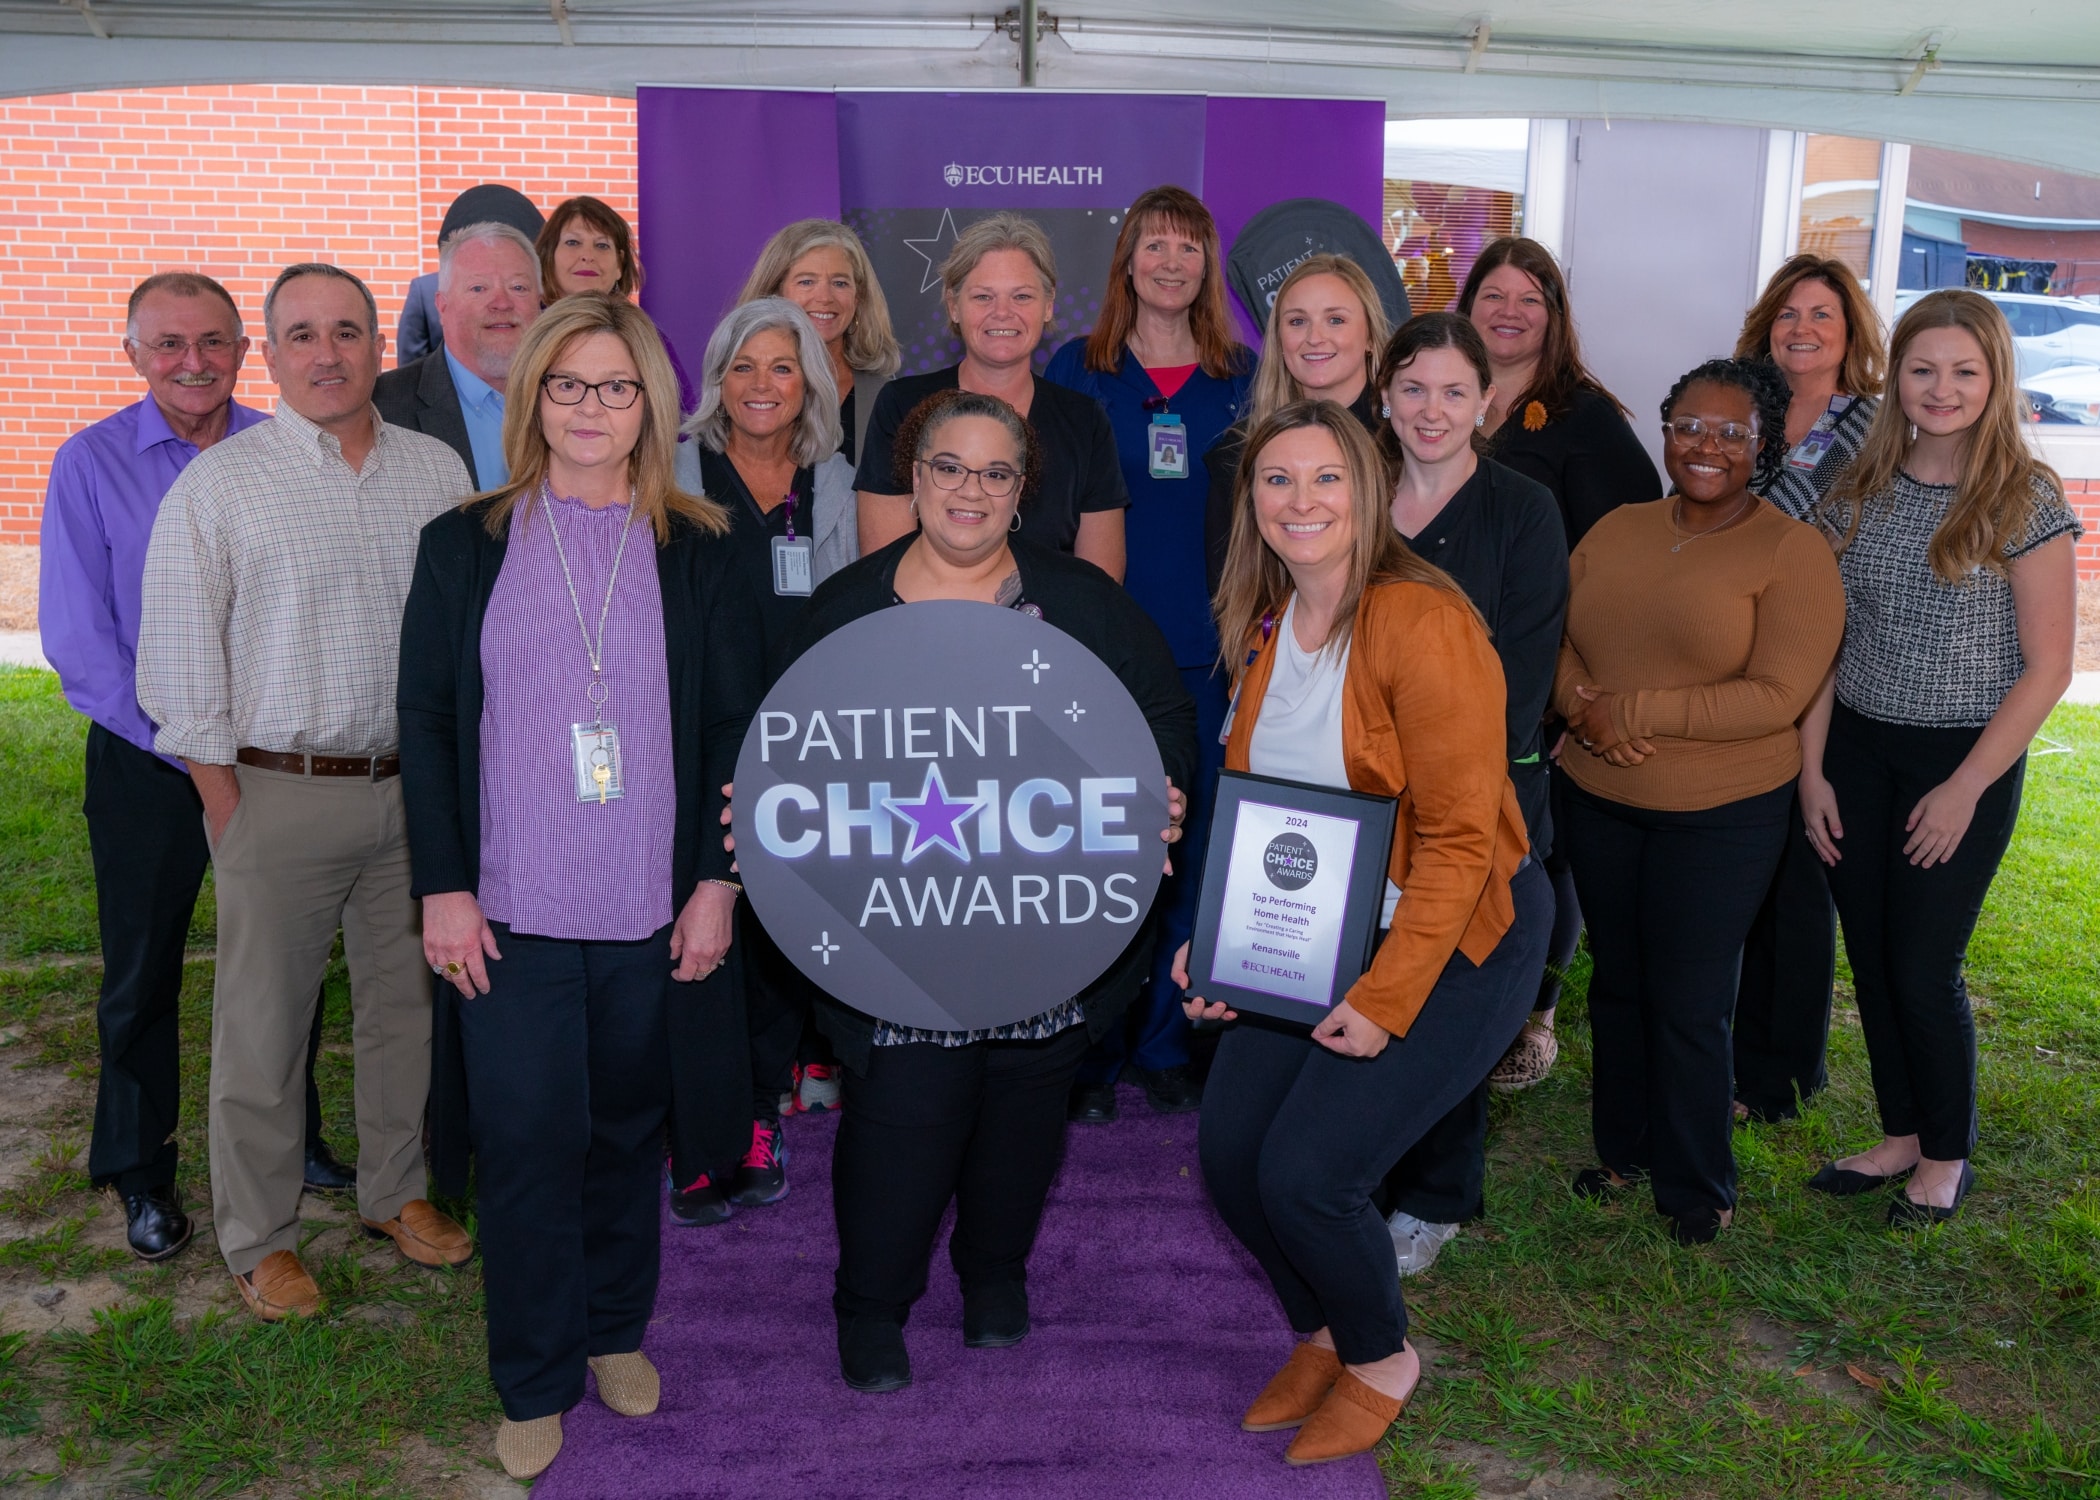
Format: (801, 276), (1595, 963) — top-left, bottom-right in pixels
(263, 263), (379, 342)
(683, 297), (842, 466)
(941, 213), (1059, 305)
(438, 221), (542, 295)
(125, 272), (242, 342)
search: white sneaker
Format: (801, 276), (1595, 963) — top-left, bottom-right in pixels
(795, 1063), (843, 1113)
(1386, 1211), (1461, 1277)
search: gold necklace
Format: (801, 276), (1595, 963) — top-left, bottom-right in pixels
(1669, 494), (1754, 553)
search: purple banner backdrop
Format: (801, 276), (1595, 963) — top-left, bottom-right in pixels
(637, 88), (1383, 379)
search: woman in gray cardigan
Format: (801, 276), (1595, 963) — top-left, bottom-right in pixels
(672, 296), (859, 1220)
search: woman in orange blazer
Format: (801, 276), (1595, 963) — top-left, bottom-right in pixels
(1172, 399), (1550, 1467)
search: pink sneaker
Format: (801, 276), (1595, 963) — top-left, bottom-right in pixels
(729, 1118), (788, 1207)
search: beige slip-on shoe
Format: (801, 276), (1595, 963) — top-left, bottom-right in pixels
(589, 1351), (661, 1416)
(495, 1413), (564, 1480)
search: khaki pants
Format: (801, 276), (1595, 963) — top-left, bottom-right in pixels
(208, 764), (429, 1275)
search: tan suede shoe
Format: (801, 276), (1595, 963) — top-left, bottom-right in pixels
(1241, 1341), (1343, 1432)
(360, 1199), (473, 1267)
(495, 1413), (563, 1480)
(1284, 1370), (1410, 1466)
(589, 1351), (661, 1416)
(233, 1249), (321, 1322)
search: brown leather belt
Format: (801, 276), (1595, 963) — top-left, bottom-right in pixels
(237, 747), (401, 780)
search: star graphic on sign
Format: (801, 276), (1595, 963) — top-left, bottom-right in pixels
(1021, 649), (1051, 684)
(1064, 701), (1086, 721)
(903, 208), (962, 293)
(881, 763), (982, 865)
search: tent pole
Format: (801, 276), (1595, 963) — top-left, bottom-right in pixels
(1020, 0), (1039, 85)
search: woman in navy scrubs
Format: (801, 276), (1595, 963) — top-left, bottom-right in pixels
(1046, 186), (1252, 1121)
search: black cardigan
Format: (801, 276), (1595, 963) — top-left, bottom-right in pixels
(789, 535), (1199, 1074)
(396, 501), (763, 1193)
(1398, 459), (1569, 857)
(1483, 387), (1662, 549)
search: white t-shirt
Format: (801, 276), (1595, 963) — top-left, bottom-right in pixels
(1246, 598), (1401, 927)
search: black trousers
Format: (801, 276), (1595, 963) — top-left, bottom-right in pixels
(1563, 779), (1790, 1219)
(1534, 760), (1583, 1015)
(741, 903), (817, 1120)
(82, 726), (332, 1193)
(832, 1022), (1090, 1327)
(1200, 861), (1549, 1366)
(1732, 800), (1839, 1121)
(1821, 705), (2024, 1163)
(460, 922), (672, 1420)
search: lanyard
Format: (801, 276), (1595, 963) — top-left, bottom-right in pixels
(781, 492), (798, 541)
(540, 484), (637, 715)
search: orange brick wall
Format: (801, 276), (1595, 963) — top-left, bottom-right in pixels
(2061, 480), (2100, 578)
(0, 84), (636, 543)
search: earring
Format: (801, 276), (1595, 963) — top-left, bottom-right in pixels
(1380, 403), (1391, 418)
(1009, 510), (1023, 533)
(1909, 422), (1918, 442)
(1475, 412), (1487, 428)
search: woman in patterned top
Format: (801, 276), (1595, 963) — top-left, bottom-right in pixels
(1729, 256), (1887, 1126)
(1799, 289), (2082, 1227)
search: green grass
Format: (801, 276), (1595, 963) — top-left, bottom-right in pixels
(1, 669), (2095, 1496)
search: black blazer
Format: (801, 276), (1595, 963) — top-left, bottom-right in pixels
(1484, 386), (1662, 550)
(791, 536), (1199, 1074)
(397, 500), (762, 1192)
(375, 351), (479, 486)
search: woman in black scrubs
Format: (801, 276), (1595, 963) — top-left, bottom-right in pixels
(671, 296), (859, 1223)
(1455, 236), (1661, 1092)
(1373, 313), (1567, 1273)
(853, 214), (1128, 579)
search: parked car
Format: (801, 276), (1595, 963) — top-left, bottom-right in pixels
(2020, 361), (2100, 425)
(1895, 288), (2100, 379)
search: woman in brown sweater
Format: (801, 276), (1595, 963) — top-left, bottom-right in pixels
(1173, 400), (1549, 1466)
(1555, 358), (1843, 1245)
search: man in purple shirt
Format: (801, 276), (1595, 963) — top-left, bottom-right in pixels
(38, 272), (350, 1262)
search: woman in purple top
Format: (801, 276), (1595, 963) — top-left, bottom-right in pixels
(397, 296), (761, 1481)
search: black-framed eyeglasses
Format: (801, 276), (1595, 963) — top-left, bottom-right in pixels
(1664, 417), (1757, 451)
(917, 457), (1021, 499)
(542, 375), (645, 409)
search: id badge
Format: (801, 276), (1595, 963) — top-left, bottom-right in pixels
(1786, 424), (1838, 472)
(772, 535), (814, 596)
(1148, 414), (1189, 480)
(571, 722), (624, 804)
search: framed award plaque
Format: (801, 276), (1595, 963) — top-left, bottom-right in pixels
(1186, 771), (1398, 1025)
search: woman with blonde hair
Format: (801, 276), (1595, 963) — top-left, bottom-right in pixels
(736, 218), (902, 463)
(1800, 289), (2081, 1227)
(1202, 254), (1389, 592)
(1728, 253), (1887, 1125)
(1045, 184), (1254, 1121)
(852, 212), (1128, 579)
(398, 294), (761, 1478)
(1178, 399), (1549, 1466)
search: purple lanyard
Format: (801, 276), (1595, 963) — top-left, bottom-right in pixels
(1245, 608), (1277, 668)
(781, 492), (798, 541)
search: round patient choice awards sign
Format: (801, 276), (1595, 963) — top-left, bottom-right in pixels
(732, 601), (1169, 1032)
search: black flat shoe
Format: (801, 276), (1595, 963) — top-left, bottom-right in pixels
(1887, 1163), (1975, 1229)
(1806, 1160), (1915, 1197)
(962, 1281), (1030, 1348)
(838, 1318), (912, 1392)
(1668, 1206), (1732, 1246)
(122, 1184), (193, 1263)
(1138, 1064), (1203, 1115)
(1571, 1167), (1635, 1201)
(1067, 1081), (1118, 1124)
(302, 1138), (357, 1195)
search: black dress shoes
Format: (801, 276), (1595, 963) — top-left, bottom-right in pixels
(963, 1281), (1031, 1348)
(122, 1184), (193, 1263)
(1887, 1163), (1975, 1229)
(1806, 1160), (1913, 1197)
(1138, 1064), (1203, 1114)
(838, 1318), (912, 1392)
(303, 1139), (357, 1196)
(1067, 1081), (1119, 1124)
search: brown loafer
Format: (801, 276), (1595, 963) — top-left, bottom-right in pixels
(233, 1249), (321, 1322)
(589, 1351), (661, 1416)
(361, 1198), (473, 1267)
(495, 1413), (563, 1480)
(1241, 1341), (1343, 1432)
(1284, 1370), (1410, 1466)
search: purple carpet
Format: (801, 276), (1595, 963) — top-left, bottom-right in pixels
(533, 1081), (1386, 1500)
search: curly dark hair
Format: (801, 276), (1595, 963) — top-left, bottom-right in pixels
(1659, 358), (1791, 493)
(889, 388), (1043, 508)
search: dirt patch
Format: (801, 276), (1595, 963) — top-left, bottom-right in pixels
(387, 1435), (527, 1500)
(0, 1057), (88, 1209)
(0, 546), (33, 634)
(1429, 1440), (1623, 1497)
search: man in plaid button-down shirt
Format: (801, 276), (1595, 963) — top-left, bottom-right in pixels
(139, 263), (479, 1320)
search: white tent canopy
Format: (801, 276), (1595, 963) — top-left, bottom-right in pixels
(3, 0), (2099, 177)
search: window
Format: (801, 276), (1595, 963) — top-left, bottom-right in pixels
(1382, 119), (1529, 312)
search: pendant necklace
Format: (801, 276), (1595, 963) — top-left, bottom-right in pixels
(1669, 494), (1753, 554)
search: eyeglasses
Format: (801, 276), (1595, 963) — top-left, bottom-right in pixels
(134, 335), (239, 359)
(542, 375), (644, 409)
(917, 457), (1021, 499)
(1664, 417), (1757, 450)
